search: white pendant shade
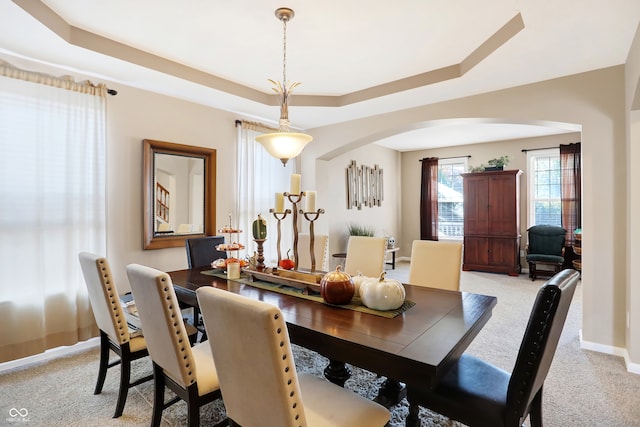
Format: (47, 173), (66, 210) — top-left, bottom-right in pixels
(256, 131), (313, 165)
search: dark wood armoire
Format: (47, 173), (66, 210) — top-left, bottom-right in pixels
(462, 169), (522, 276)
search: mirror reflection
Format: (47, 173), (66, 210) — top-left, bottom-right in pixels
(154, 153), (205, 235)
(143, 139), (216, 250)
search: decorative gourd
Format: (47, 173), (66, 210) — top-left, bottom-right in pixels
(351, 272), (368, 297)
(359, 272), (406, 311)
(252, 214), (267, 239)
(320, 265), (355, 305)
(279, 249), (295, 270)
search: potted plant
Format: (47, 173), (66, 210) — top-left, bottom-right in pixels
(484, 156), (509, 171)
(347, 223), (375, 237)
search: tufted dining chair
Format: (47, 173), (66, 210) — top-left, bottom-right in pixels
(296, 233), (329, 271)
(405, 269), (580, 427)
(344, 236), (387, 278)
(196, 286), (390, 427)
(407, 240), (463, 291)
(125, 264), (225, 427)
(78, 252), (153, 418)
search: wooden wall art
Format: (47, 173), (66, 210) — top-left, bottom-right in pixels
(346, 160), (383, 210)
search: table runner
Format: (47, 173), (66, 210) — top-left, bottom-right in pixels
(201, 269), (414, 318)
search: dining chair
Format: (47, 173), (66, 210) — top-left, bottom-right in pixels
(125, 264), (225, 427)
(196, 286), (390, 427)
(405, 269), (580, 427)
(185, 235), (227, 268)
(78, 252), (152, 418)
(407, 240), (463, 291)
(526, 224), (567, 280)
(344, 236), (387, 278)
(184, 235), (227, 339)
(296, 233), (329, 271)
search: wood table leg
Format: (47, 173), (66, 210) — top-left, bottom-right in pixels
(324, 359), (351, 387)
(374, 378), (407, 409)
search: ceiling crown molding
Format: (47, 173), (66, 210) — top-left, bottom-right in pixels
(12, 0), (524, 107)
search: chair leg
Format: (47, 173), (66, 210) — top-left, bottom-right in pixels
(151, 363), (166, 427)
(94, 331), (110, 395)
(405, 401), (421, 427)
(113, 346), (132, 418)
(529, 388), (543, 427)
(529, 262), (535, 280)
(187, 386), (200, 427)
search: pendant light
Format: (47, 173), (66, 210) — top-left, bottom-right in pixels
(255, 7), (313, 166)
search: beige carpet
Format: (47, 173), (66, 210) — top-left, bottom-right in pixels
(2, 265), (640, 426)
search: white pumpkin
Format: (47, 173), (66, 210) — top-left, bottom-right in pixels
(351, 272), (369, 297)
(359, 272), (406, 311)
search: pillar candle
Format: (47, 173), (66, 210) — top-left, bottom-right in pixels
(305, 190), (316, 212)
(275, 192), (285, 213)
(290, 174), (301, 195)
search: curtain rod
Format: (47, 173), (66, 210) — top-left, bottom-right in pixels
(419, 155), (471, 162)
(521, 146), (557, 152)
(522, 142), (580, 153)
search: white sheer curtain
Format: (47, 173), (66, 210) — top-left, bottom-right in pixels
(236, 121), (295, 265)
(0, 62), (105, 362)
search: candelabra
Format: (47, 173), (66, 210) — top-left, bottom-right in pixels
(270, 189), (325, 272)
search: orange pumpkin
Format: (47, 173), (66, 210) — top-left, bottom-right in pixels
(279, 249), (295, 270)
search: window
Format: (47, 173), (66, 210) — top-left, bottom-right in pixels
(0, 70), (106, 361)
(236, 123), (295, 264)
(437, 158), (467, 239)
(527, 148), (562, 227)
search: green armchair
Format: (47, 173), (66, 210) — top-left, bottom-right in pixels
(526, 225), (566, 280)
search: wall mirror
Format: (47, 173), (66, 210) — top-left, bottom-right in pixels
(143, 139), (217, 249)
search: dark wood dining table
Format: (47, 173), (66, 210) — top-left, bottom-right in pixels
(169, 267), (497, 401)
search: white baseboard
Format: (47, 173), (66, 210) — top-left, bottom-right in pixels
(0, 337), (100, 374)
(624, 351), (640, 375)
(579, 330), (640, 375)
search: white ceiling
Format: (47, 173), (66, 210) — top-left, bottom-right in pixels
(1, 0), (639, 150)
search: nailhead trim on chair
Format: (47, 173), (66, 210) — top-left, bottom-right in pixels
(98, 258), (129, 345)
(273, 312), (303, 426)
(159, 277), (196, 386)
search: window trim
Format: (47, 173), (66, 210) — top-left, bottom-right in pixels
(526, 148), (561, 228)
(437, 157), (468, 241)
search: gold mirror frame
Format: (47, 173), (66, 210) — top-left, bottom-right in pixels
(143, 139), (216, 249)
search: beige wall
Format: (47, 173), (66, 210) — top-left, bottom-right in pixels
(304, 66), (630, 360)
(315, 143), (401, 268)
(105, 86), (239, 291)
(625, 24), (640, 364)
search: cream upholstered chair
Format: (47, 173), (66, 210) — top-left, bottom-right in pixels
(408, 240), (463, 291)
(78, 252), (152, 418)
(177, 223), (193, 233)
(196, 286), (390, 427)
(296, 233), (329, 271)
(125, 264), (224, 427)
(344, 236), (387, 278)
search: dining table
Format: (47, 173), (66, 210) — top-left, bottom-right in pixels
(168, 266), (497, 416)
